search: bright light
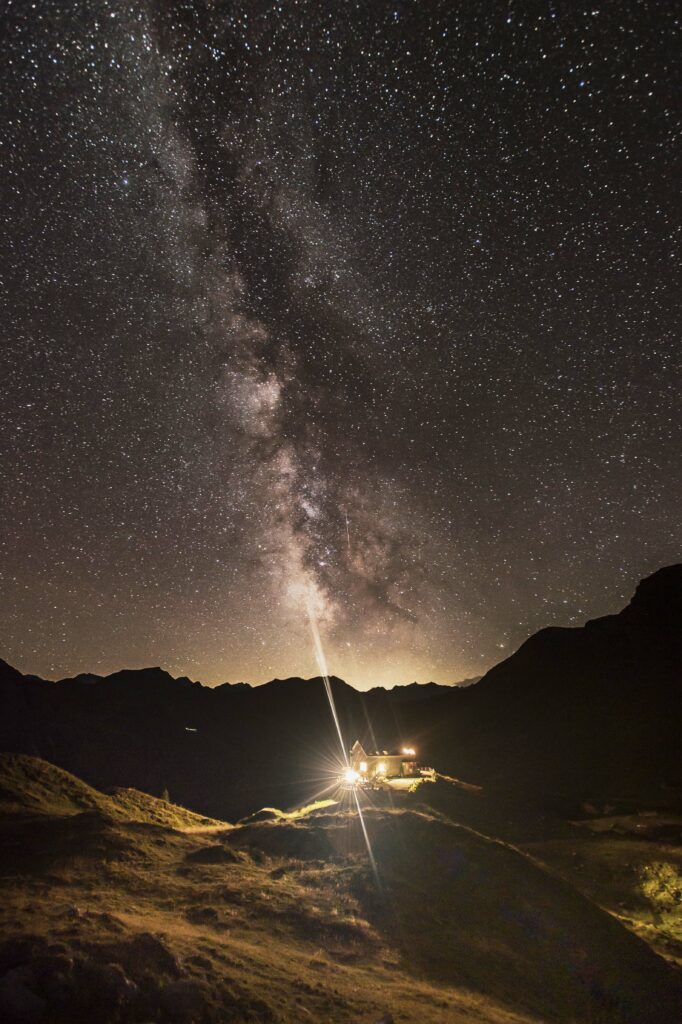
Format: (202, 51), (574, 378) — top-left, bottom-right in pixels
(401, 747), (416, 756)
(343, 767), (360, 786)
(359, 761), (367, 773)
(377, 762), (386, 775)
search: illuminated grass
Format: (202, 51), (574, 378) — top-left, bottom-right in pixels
(525, 832), (682, 967)
(0, 752), (226, 830)
(2, 755), (679, 1023)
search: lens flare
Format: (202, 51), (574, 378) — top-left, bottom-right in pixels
(302, 584), (380, 885)
(305, 590), (348, 766)
(352, 787), (380, 884)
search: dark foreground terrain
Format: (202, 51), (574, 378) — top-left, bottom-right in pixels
(1, 754), (680, 1024)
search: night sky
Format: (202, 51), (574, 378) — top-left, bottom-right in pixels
(1, 1), (679, 688)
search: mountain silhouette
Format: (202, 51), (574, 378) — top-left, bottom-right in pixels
(1, 565), (680, 820)
(427, 563), (682, 809)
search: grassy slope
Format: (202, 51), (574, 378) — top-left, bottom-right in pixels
(0, 752), (115, 817)
(1, 755), (680, 1024)
(416, 775), (682, 971)
(0, 753), (225, 829)
(0, 766), (532, 1024)
(525, 827), (682, 968)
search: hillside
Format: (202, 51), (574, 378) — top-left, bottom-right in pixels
(0, 753), (225, 830)
(0, 755), (680, 1024)
(1, 564), (680, 820)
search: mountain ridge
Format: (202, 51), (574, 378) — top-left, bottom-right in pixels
(1, 662), (466, 695)
(1, 564), (680, 819)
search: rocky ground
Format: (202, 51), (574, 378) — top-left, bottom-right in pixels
(0, 754), (680, 1024)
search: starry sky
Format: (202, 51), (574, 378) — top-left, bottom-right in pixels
(1, 1), (679, 689)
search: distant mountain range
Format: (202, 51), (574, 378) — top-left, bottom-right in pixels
(1, 565), (680, 820)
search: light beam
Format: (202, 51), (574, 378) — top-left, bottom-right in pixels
(305, 591), (348, 766)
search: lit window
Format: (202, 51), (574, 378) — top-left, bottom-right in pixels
(377, 762), (386, 775)
(359, 761), (367, 772)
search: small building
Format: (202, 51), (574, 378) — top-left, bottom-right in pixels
(349, 740), (420, 782)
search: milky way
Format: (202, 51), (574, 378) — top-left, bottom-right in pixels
(1, 2), (679, 687)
